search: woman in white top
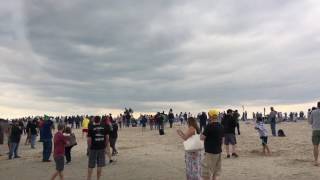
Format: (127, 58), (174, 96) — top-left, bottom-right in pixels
(177, 117), (202, 180)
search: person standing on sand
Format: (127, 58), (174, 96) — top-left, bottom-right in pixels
(149, 115), (155, 130)
(63, 126), (77, 164)
(168, 109), (175, 128)
(41, 116), (54, 162)
(201, 109), (224, 180)
(179, 112), (184, 125)
(28, 119), (38, 149)
(255, 116), (271, 155)
(87, 116), (109, 180)
(199, 112), (208, 133)
(82, 116), (90, 138)
(141, 115), (147, 132)
(221, 109), (239, 158)
(184, 112), (188, 124)
(25, 119), (31, 145)
(177, 117), (202, 180)
(269, 107), (277, 136)
(0, 119), (5, 156)
(309, 101), (320, 166)
(51, 124), (68, 180)
(8, 120), (22, 159)
(110, 119), (119, 156)
(234, 110), (241, 135)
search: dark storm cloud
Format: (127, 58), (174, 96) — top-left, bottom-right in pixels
(1, 0), (320, 114)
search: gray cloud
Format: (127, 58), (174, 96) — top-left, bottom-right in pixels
(1, 0), (319, 115)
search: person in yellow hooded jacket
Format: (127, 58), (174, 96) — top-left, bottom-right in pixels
(82, 117), (90, 138)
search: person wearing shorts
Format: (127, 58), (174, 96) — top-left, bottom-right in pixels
(54, 156), (65, 172)
(87, 116), (110, 180)
(201, 109), (224, 180)
(255, 116), (271, 156)
(224, 134), (237, 146)
(260, 136), (268, 146)
(312, 131), (320, 146)
(309, 102), (320, 166)
(221, 109), (239, 158)
(202, 153), (222, 178)
(88, 149), (106, 169)
(51, 124), (67, 180)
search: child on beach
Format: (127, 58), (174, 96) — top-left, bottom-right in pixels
(255, 116), (271, 155)
(63, 126), (77, 164)
(51, 124), (69, 180)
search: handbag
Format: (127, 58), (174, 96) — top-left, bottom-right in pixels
(69, 133), (77, 146)
(183, 132), (204, 152)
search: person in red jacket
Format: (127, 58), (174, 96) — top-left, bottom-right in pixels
(51, 124), (68, 180)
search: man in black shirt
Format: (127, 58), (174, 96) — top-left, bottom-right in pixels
(221, 109), (239, 158)
(87, 116), (109, 180)
(201, 109), (224, 180)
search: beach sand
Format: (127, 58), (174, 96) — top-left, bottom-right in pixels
(0, 121), (319, 180)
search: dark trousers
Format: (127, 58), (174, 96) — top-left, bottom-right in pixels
(169, 120), (173, 128)
(200, 123), (206, 133)
(42, 139), (52, 161)
(236, 123), (240, 135)
(65, 146), (73, 162)
(270, 120), (276, 136)
(110, 138), (118, 155)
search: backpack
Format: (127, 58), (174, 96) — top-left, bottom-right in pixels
(278, 129), (286, 137)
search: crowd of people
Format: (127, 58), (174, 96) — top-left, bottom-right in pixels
(0, 103), (319, 180)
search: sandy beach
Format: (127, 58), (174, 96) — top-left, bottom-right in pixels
(0, 121), (319, 180)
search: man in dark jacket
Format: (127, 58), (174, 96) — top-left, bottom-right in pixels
(200, 112), (208, 133)
(110, 120), (119, 156)
(40, 117), (54, 162)
(233, 110), (241, 135)
(221, 109), (239, 158)
(168, 109), (174, 128)
(0, 119), (7, 156)
(9, 120), (23, 159)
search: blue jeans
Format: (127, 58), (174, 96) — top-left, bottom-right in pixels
(270, 120), (276, 136)
(9, 142), (19, 158)
(42, 139), (52, 161)
(31, 135), (37, 148)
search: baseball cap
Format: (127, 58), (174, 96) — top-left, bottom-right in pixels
(208, 109), (219, 117)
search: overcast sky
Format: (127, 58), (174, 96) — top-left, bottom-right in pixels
(1, 0), (319, 118)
